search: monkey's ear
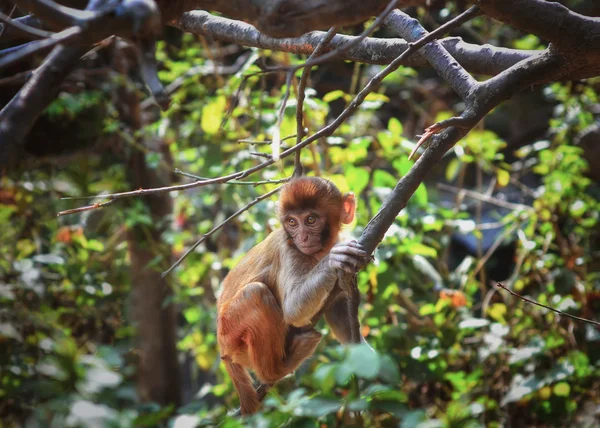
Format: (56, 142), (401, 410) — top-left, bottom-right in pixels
(341, 192), (356, 224)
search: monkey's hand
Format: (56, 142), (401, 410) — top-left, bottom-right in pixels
(329, 240), (368, 274)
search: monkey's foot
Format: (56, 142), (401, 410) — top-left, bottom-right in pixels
(231, 383), (273, 417)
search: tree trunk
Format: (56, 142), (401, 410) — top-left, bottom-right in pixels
(126, 150), (181, 406)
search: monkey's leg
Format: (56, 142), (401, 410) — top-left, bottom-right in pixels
(324, 293), (372, 348)
(223, 358), (261, 416)
(283, 329), (322, 373)
(220, 282), (291, 384)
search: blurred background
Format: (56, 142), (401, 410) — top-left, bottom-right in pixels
(1, 1), (599, 427)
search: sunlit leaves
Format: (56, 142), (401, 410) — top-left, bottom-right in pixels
(201, 95), (226, 135)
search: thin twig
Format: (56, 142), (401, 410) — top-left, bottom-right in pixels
(438, 183), (533, 212)
(0, 26), (81, 70)
(0, 9), (54, 39)
(472, 223), (518, 277)
(272, 71), (294, 161)
(221, 69), (276, 129)
(294, 26), (338, 176)
(0, 5), (17, 40)
(57, 199), (115, 216)
(238, 134), (297, 145)
(163, 185), (284, 276)
(174, 169), (289, 186)
(494, 282), (600, 327)
(250, 151), (272, 159)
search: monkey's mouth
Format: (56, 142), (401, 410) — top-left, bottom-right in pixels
(298, 244), (321, 255)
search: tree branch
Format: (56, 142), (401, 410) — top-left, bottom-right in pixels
(384, 7), (479, 100)
(479, 0), (600, 51)
(159, 0), (393, 38)
(494, 282), (600, 327)
(174, 11), (536, 76)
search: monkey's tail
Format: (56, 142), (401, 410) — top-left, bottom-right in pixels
(224, 358), (260, 415)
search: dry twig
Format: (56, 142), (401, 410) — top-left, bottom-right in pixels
(494, 282), (600, 327)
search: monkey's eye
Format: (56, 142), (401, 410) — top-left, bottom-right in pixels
(288, 218), (297, 227)
(306, 215), (317, 225)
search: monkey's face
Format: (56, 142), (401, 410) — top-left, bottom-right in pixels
(283, 210), (327, 255)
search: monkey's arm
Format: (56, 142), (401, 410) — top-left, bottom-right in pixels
(282, 241), (366, 327)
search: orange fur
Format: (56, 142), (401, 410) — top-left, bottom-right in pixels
(217, 177), (352, 415)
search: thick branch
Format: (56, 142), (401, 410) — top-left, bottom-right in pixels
(158, 0), (392, 37)
(479, 0), (600, 51)
(175, 11), (535, 76)
(384, 9), (478, 100)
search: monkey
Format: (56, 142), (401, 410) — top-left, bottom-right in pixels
(216, 176), (370, 415)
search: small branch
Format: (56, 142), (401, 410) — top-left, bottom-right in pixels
(0, 26), (81, 71)
(163, 185), (284, 277)
(472, 223), (518, 277)
(174, 169), (289, 186)
(272, 71), (294, 161)
(0, 9), (54, 39)
(249, 151), (272, 159)
(295, 26), (338, 176)
(57, 198), (115, 216)
(12, 0), (94, 29)
(437, 183), (533, 212)
(494, 282), (600, 327)
(410, 117), (473, 159)
(238, 134), (297, 145)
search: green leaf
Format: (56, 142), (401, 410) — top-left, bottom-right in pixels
(323, 90), (346, 103)
(403, 242), (437, 258)
(295, 398), (341, 418)
(86, 239), (105, 252)
(378, 355), (401, 385)
(201, 95), (226, 135)
(335, 362), (354, 385)
(388, 117), (403, 135)
(553, 382), (570, 397)
(313, 364), (336, 393)
(346, 166), (370, 195)
(412, 183), (428, 207)
(445, 158), (461, 182)
(348, 399), (369, 411)
(346, 344), (380, 380)
(497, 169), (510, 187)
